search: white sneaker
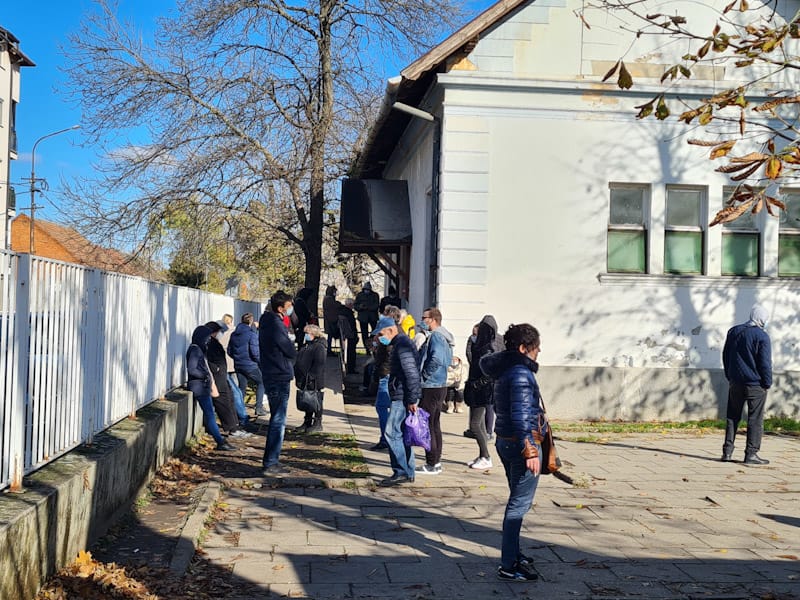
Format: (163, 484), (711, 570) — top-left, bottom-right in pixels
(230, 430), (253, 439)
(470, 457), (493, 470)
(467, 457), (480, 467)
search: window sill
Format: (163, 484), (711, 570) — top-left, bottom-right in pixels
(597, 273), (800, 288)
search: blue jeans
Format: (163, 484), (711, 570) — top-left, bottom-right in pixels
(385, 399), (415, 478)
(496, 438), (540, 570)
(262, 380), (291, 467)
(195, 393), (224, 445)
(228, 374), (249, 425)
(236, 367), (265, 412)
(375, 376), (391, 444)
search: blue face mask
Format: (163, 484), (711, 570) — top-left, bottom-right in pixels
(286, 306), (294, 317)
(419, 321), (430, 331)
(378, 336), (391, 346)
(304, 333), (313, 342)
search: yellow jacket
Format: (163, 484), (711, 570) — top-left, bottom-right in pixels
(400, 314), (416, 339)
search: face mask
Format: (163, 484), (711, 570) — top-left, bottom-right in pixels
(378, 336), (391, 346)
(304, 333), (313, 342)
(286, 306), (294, 317)
(469, 335), (477, 344)
(419, 321), (430, 331)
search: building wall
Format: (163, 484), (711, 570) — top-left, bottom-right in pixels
(384, 0), (800, 419)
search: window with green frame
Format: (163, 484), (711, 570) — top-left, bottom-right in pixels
(664, 187), (704, 274)
(721, 187), (760, 276)
(608, 185), (647, 273)
(779, 191), (800, 276)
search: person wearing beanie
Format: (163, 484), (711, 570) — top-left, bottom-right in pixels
(354, 281), (380, 353)
(721, 303), (772, 465)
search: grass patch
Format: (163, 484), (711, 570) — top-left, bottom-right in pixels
(553, 417), (799, 436)
(284, 431), (370, 477)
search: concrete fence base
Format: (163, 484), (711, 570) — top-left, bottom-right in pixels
(0, 389), (201, 600)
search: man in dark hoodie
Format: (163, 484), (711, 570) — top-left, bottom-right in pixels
(480, 323), (543, 582)
(722, 304), (772, 465)
(259, 291), (298, 474)
(228, 313), (266, 417)
(376, 317), (421, 486)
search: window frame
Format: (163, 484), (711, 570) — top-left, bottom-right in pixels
(720, 186), (761, 277)
(663, 185), (706, 275)
(778, 188), (800, 277)
(607, 183), (649, 274)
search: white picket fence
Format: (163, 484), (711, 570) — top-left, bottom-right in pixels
(0, 249), (262, 491)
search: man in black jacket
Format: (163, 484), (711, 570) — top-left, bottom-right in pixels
(259, 290), (298, 475)
(375, 318), (420, 486)
(354, 282), (380, 351)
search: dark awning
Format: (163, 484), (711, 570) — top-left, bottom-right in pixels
(338, 179), (412, 254)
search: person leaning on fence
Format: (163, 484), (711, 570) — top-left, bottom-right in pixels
(480, 323), (544, 582)
(205, 321), (252, 440)
(220, 314), (251, 429)
(294, 324), (327, 434)
(259, 290), (298, 475)
(376, 318), (421, 486)
(186, 325), (234, 452)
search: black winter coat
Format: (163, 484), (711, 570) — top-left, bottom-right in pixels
(186, 326), (213, 398)
(258, 311), (298, 382)
(294, 337), (327, 390)
(388, 333), (421, 406)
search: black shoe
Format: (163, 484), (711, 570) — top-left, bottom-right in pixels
(306, 423), (323, 433)
(261, 464), (290, 476)
(293, 424), (310, 433)
(497, 563), (538, 582)
(744, 454), (770, 465)
(370, 442), (389, 451)
(378, 474), (413, 486)
(216, 442), (235, 451)
(517, 553), (535, 570)
(463, 429), (476, 439)
(720, 453), (733, 462)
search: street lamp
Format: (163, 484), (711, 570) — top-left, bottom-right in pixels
(29, 125), (80, 254)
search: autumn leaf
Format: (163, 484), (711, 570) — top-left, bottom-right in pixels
(618, 61), (633, 89)
(655, 95), (670, 120)
(635, 99), (655, 119)
(765, 157), (783, 179)
(75, 550), (93, 566)
(698, 105), (714, 125)
(602, 60), (620, 83)
(710, 141), (736, 159)
(710, 200), (755, 225)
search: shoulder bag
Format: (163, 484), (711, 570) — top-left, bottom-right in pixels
(296, 374), (322, 413)
(537, 396), (561, 475)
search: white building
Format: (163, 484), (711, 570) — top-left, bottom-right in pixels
(342, 0), (800, 420)
(0, 26), (34, 250)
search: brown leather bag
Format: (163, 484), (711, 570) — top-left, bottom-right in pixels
(538, 397), (561, 475)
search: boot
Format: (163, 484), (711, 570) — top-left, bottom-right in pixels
(294, 412), (313, 433)
(453, 401), (464, 414)
(444, 401), (454, 414)
(307, 410), (324, 433)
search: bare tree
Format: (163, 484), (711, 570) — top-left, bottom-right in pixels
(581, 0), (800, 223)
(63, 0), (464, 305)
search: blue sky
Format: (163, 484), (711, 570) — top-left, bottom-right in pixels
(3, 0), (493, 223)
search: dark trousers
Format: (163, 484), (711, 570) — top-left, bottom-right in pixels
(469, 405), (490, 459)
(359, 317), (377, 350)
(420, 387), (447, 467)
(723, 382), (767, 457)
(343, 336), (357, 373)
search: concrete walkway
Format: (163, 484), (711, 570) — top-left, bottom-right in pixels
(200, 359), (800, 599)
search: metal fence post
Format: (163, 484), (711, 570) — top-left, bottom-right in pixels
(9, 253), (31, 491)
(84, 268), (102, 444)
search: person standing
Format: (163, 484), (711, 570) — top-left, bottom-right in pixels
(292, 288), (315, 349)
(379, 286), (402, 314)
(354, 282), (380, 352)
(186, 325), (234, 451)
(416, 307), (454, 475)
(338, 298), (359, 374)
(259, 291), (298, 475)
(322, 285), (340, 355)
(294, 324), (327, 433)
(465, 315), (503, 469)
(369, 315), (396, 450)
(376, 318), (421, 486)
(480, 323), (543, 582)
(722, 304), (772, 465)
(205, 321), (251, 439)
(228, 313), (267, 417)
(220, 314), (250, 428)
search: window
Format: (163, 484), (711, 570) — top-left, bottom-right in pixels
(721, 187), (760, 276)
(664, 187), (705, 274)
(608, 185), (647, 273)
(779, 190), (800, 276)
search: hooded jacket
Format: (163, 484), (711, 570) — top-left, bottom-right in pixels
(228, 322), (260, 371)
(259, 310), (298, 382)
(480, 350), (544, 450)
(420, 325), (455, 388)
(465, 315), (502, 406)
(354, 288), (380, 322)
(388, 333), (421, 406)
(723, 305), (772, 388)
(186, 326), (213, 398)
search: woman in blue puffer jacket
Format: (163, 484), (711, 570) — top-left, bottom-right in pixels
(480, 323), (544, 583)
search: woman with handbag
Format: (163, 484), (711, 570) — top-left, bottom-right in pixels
(464, 315), (503, 470)
(480, 323), (544, 582)
(294, 324), (327, 433)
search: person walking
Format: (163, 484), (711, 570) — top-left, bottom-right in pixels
(722, 304), (773, 465)
(186, 325), (234, 452)
(228, 313), (267, 417)
(416, 307), (454, 475)
(354, 282), (380, 352)
(294, 324), (327, 433)
(480, 323), (543, 582)
(259, 291), (299, 475)
(375, 318), (421, 486)
(465, 315), (503, 470)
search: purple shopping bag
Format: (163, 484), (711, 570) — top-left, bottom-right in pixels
(403, 406), (431, 451)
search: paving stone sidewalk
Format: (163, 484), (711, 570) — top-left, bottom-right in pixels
(198, 359), (800, 599)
